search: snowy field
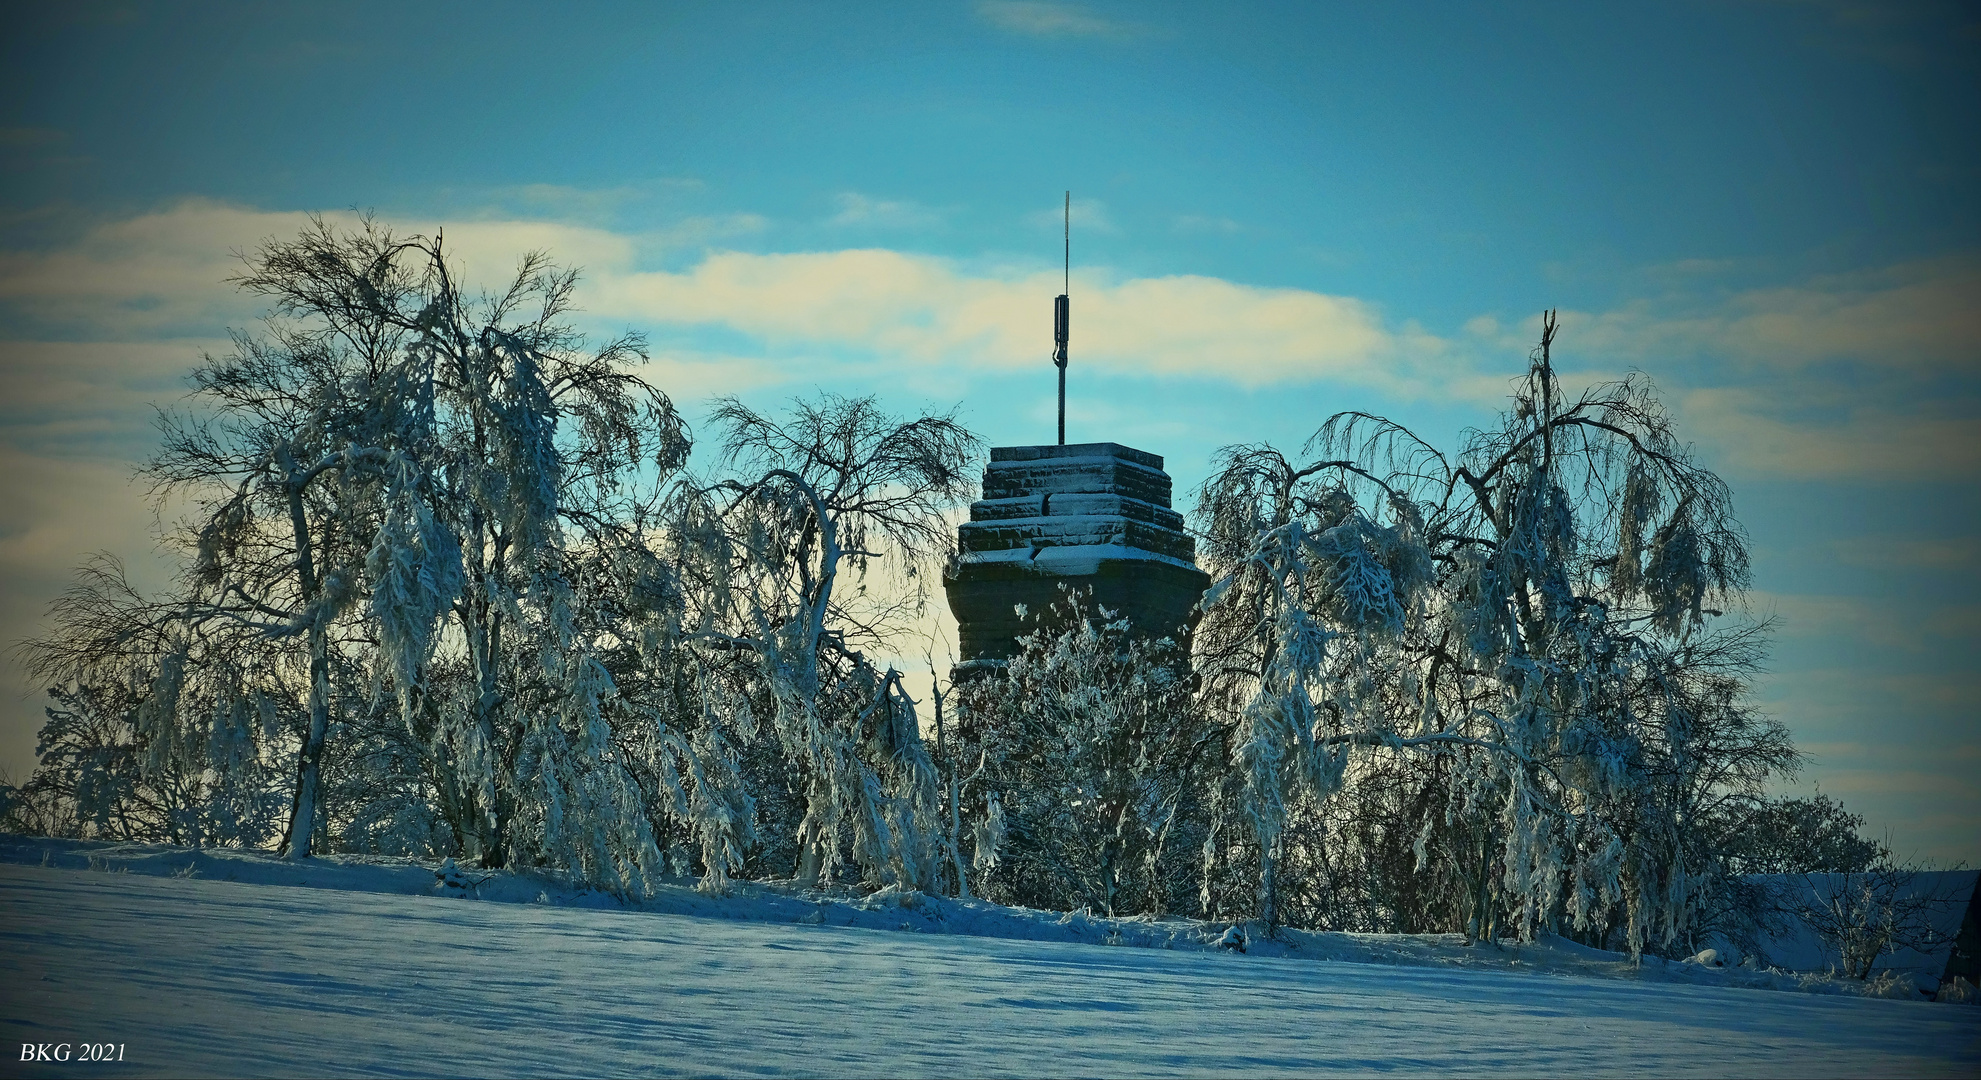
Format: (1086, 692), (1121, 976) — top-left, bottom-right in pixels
(3, 852), (1977, 1077)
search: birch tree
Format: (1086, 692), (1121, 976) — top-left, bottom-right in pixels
(669, 394), (977, 889)
(21, 217), (752, 892)
(20, 223), (430, 857)
(1195, 313), (1794, 950)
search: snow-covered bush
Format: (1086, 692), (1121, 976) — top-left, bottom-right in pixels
(0, 676), (285, 848)
(1938, 975), (1977, 1004)
(952, 590), (1216, 916)
(1791, 866), (1966, 980)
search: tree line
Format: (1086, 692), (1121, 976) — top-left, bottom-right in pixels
(1, 221), (1905, 962)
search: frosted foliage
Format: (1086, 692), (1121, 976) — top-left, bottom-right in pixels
(4, 230), (1803, 951)
(365, 475), (463, 719)
(1193, 315), (1783, 951)
(665, 395), (973, 891)
(510, 648), (665, 896)
(972, 792), (1006, 873)
(952, 594), (1217, 917)
(8, 217), (767, 891)
(134, 649), (189, 784)
(764, 650), (940, 891)
(11, 626), (286, 849)
(490, 349), (563, 559)
(1199, 472), (1422, 926)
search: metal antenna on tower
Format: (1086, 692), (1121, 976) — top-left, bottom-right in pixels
(1054, 191), (1070, 445)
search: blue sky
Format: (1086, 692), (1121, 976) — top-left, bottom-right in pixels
(1, 0), (1976, 859)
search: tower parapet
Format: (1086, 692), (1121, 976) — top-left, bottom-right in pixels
(944, 442), (1210, 675)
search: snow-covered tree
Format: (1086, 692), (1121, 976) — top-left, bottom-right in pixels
(668, 394), (977, 889)
(1194, 313), (1794, 951)
(0, 669), (286, 847)
(20, 218), (753, 894)
(19, 218), (434, 858)
(1192, 442), (1433, 928)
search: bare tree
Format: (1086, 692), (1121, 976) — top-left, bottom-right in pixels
(1793, 866), (1967, 980)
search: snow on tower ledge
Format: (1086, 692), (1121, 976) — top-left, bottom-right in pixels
(944, 442), (1210, 675)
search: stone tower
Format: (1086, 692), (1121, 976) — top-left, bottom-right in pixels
(944, 441), (1210, 675)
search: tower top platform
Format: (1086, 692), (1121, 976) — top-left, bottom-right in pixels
(989, 442), (1163, 470)
(944, 442), (1208, 672)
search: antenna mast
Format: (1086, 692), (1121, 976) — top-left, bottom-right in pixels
(1054, 191), (1070, 445)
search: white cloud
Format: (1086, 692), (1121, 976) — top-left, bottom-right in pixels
(0, 200), (1473, 396)
(589, 250), (1438, 390)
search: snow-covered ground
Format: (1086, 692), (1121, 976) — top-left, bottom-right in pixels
(2, 840), (1976, 1078)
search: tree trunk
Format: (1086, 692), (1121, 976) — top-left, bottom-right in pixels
(1260, 838), (1279, 931)
(280, 465), (328, 860)
(795, 817), (826, 887)
(285, 617), (333, 857)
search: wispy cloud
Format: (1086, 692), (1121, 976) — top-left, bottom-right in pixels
(0, 201), (309, 337)
(1742, 606), (1981, 856)
(590, 251), (1446, 391)
(474, 179), (708, 222)
(1749, 590), (1981, 656)
(0, 200), (1447, 393)
(14, 201), (1974, 490)
(1831, 535), (1979, 572)
(974, 0), (1149, 40)
(825, 193), (947, 230)
(1537, 256), (1981, 373)
(1678, 386), (1979, 481)
(648, 213), (771, 251)
(0, 201), (643, 338)
(1025, 196), (1116, 235)
(1467, 255), (1981, 481)
(1173, 214), (1244, 235)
